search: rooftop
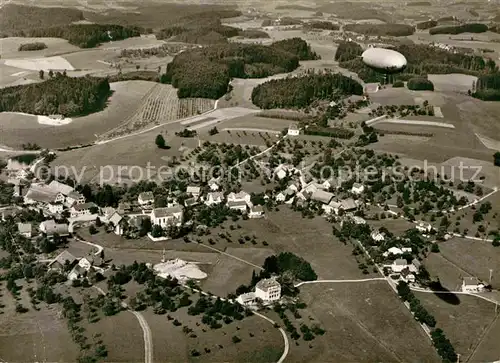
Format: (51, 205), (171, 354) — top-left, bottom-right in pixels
(72, 202), (97, 211)
(152, 206), (183, 218)
(17, 222), (32, 234)
(48, 180), (74, 196)
(463, 277), (480, 286)
(139, 191), (154, 200)
(393, 258), (407, 266)
(67, 191), (84, 199)
(311, 190), (334, 204)
(256, 278), (280, 292)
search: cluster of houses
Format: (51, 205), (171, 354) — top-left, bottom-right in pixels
(48, 250), (104, 281)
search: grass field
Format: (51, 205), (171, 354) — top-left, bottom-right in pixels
(0, 37), (80, 58)
(415, 292), (499, 362)
(438, 237), (500, 288)
(0, 282), (79, 362)
(291, 282), (440, 363)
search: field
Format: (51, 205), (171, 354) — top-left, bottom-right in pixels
(0, 282), (79, 362)
(437, 237), (500, 288)
(98, 83), (215, 140)
(415, 292), (500, 362)
(0, 80), (157, 149)
(0, 37), (80, 58)
(4, 56), (75, 71)
(428, 74), (477, 93)
(291, 282), (440, 363)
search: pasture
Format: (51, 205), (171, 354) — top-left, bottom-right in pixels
(0, 37), (79, 58)
(294, 282), (440, 363)
(438, 237), (500, 288)
(415, 292), (499, 362)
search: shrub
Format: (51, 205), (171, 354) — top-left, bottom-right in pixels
(407, 77), (434, 91)
(393, 80), (404, 88)
(18, 42), (47, 51)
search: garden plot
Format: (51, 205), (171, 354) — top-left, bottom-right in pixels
(4, 55), (74, 70)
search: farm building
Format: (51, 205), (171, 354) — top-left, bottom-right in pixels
(151, 206), (183, 228)
(255, 278), (281, 302)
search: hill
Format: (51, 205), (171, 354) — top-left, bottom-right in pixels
(0, 74), (111, 117)
(0, 4), (84, 35)
(251, 71), (364, 109)
(161, 38), (316, 99)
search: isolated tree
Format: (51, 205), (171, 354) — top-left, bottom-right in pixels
(48, 69), (54, 78)
(494, 152), (500, 167)
(155, 134), (166, 149)
(39, 70), (44, 79)
(136, 65), (140, 70)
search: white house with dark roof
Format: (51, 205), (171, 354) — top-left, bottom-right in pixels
(40, 220), (70, 238)
(108, 211), (124, 235)
(66, 191), (85, 206)
(70, 202), (98, 218)
(138, 191), (155, 206)
(227, 191), (252, 207)
(227, 200), (248, 213)
(151, 206), (183, 228)
(249, 205), (264, 218)
(462, 277), (484, 293)
(287, 123), (300, 136)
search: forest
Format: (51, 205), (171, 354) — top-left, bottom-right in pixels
(429, 23), (489, 35)
(407, 78), (434, 91)
(162, 38), (316, 99)
(343, 23), (415, 36)
(251, 71), (363, 109)
(305, 21), (340, 31)
(335, 42), (498, 82)
(416, 20), (437, 30)
(0, 74), (111, 117)
(0, 4), (84, 34)
(473, 73), (500, 101)
(18, 42), (47, 51)
(12, 24), (141, 48)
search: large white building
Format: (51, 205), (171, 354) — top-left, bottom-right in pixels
(255, 278), (281, 302)
(461, 277), (484, 293)
(151, 206), (183, 228)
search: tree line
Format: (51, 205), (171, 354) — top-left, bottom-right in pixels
(251, 70), (363, 109)
(0, 74), (111, 117)
(343, 23), (415, 37)
(429, 23), (489, 35)
(473, 73), (500, 101)
(11, 23), (141, 48)
(161, 38), (316, 99)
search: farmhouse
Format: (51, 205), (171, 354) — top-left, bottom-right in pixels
(40, 220), (70, 238)
(461, 277), (484, 293)
(108, 211), (124, 235)
(24, 184), (59, 205)
(391, 258), (408, 273)
(151, 206), (183, 228)
(274, 164), (293, 180)
(249, 205), (265, 218)
(66, 191), (85, 206)
(351, 183), (365, 194)
(186, 186), (201, 199)
(416, 222), (433, 233)
(227, 191), (251, 207)
(48, 180), (74, 197)
(227, 200), (248, 212)
(68, 257), (93, 281)
(311, 190), (334, 205)
(49, 250), (77, 271)
(17, 222), (33, 238)
(322, 178), (338, 191)
(138, 191), (155, 205)
(236, 292), (257, 307)
(205, 192), (224, 206)
(287, 123), (300, 136)
(70, 202), (98, 218)
(48, 202), (64, 214)
(255, 278), (281, 302)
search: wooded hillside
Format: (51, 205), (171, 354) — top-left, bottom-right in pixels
(474, 74), (500, 101)
(162, 38), (315, 99)
(16, 24), (141, 48)
(251, 71), (364, 109)
(0, 75), (111, 117)
(0, 4), (84, 34)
